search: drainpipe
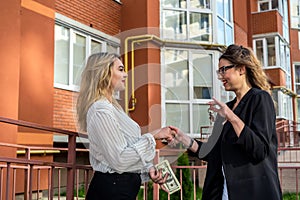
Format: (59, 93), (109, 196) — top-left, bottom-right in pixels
(124, 34), (226, 113)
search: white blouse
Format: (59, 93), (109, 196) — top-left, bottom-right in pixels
(86, 99), (156, 183)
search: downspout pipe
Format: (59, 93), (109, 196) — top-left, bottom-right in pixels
(124, 34), (226, 113)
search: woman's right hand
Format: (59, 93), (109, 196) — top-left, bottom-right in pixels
(151, 127), (175, 142)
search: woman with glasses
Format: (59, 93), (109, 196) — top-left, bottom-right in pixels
(76, 53), (173, 200)
(170, 44), (282, 200)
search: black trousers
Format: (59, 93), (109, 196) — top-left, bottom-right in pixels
(86, 171), (141, 200)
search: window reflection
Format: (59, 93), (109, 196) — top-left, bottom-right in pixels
(164, 50), (189, 100)
(54, 25), (70, 85)
(161, 0), (216, 43)
(189, 12), (212, 41)
(190, 0), (211, 9)
(295, 65), (300, 95)
(166, 103), (190, 133)
(192, 53), (212, 99)
(162, 0), (187, 8)
(291, 0), (300, 28)
(255, 40), (264, 66)
(267, 37), (276, 66)
(193, 104), (211, 134)
(163, 10), (187, 40)
(73, 33), (86, 86)
(91, 40), (102, 54)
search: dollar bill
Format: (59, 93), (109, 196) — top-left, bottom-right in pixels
(155, 160), (181, 194)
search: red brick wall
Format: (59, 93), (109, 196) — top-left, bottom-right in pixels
(53, 0), (122, 132)
(53, 88), (78, 132)
(233, 0), (249, 46)
(252, 10), (283, 36)
(290, 29), (300, 62)
(234, 24), (248, 46)
(55, 0), (121, 36)
(265, 68), (286, 86)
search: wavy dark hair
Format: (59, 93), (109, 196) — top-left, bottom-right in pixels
(219, 44), (271, 94)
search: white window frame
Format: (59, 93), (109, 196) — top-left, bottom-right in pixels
(161, 47), (222, 137)
(54, 13), (120, 91)
(291, 0), (300, 29)
(213, 0), (234, 46)
(294, 63), (300, 96)
(258, 0), (283, 14)
(160, 0), (214, 43)
(276, 89), (293, 120)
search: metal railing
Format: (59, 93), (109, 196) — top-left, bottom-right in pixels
(1, 116), (300, 200)
(0, 116), (92, 200)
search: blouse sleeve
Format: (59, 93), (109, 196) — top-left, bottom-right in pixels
(87, 106), (156, 173)
(236, 91), (276, 163)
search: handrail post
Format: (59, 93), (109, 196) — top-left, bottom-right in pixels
(66, 134), (76, 200)
(153, 151), (159, 200)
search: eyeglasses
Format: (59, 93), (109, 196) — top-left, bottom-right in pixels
(216, 64), (236, 76)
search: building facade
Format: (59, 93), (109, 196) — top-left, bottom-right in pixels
(0, 0), (299, 195)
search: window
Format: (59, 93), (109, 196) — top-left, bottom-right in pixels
(253, 36), (276, 67)
(272, 88), (293, 120)
(162, 48), (221, 135)
(291, 0), (300, 29)
(258, 0), (281, 13)
(161, 0), (233, 45)
(253, 36), (290, 68)
(295, 64), (300, 95)
(253, 36), (292, 90)
(54, 14), (120, 91)
(297, 98), (300, 125)
(216, 0), (234, 45)
(161, 0), (213, 42)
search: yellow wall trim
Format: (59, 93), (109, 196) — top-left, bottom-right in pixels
(21, 0), (54, 19)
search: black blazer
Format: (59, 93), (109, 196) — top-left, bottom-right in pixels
(192, 88), (282, 200)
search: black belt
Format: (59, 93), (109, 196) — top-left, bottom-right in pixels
(94, 171), (140, 177)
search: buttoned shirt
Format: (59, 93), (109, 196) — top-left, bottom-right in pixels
(86, 99), (156, 183)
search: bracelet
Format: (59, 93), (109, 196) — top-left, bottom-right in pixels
(184, 137), (194, 149)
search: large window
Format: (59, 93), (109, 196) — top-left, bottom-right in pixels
(161, 0), (233, 45)
(216, 0), (234, 45)
(295, 64), (300, 95)
(298, 98), (300, 125)
(272, 88), (293, 120)
(253, 36), (291, 90)
(291, 0), (300, 29)
(161, 0), (213, 42)
(54, 14), (120, 91)
(162, 48), (222, 136)
(258, 0), (281, 13)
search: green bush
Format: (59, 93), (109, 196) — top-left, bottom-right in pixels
(172, 153), (193, 200)
(283, 192), (300, 200)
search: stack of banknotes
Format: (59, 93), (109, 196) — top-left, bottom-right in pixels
(155, 160), (181, 194)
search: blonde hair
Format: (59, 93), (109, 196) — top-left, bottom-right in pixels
(76, 53), (120, 132)
(219, 44), (271, 94)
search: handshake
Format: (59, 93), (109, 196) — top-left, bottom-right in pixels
(151, 126), (194, 150)
(149, 126), (195, 194)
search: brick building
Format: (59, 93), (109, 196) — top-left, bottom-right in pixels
(0, 0), (300, 196)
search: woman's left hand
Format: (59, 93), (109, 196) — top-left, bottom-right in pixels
(208, 97), (231, 120)
(149, 166), (169, 192)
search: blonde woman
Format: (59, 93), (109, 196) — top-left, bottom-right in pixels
(170, 45), (282, 200)
(77, 53), (173, 200)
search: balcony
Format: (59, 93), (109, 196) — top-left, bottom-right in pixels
(252, 10), (283, 36)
